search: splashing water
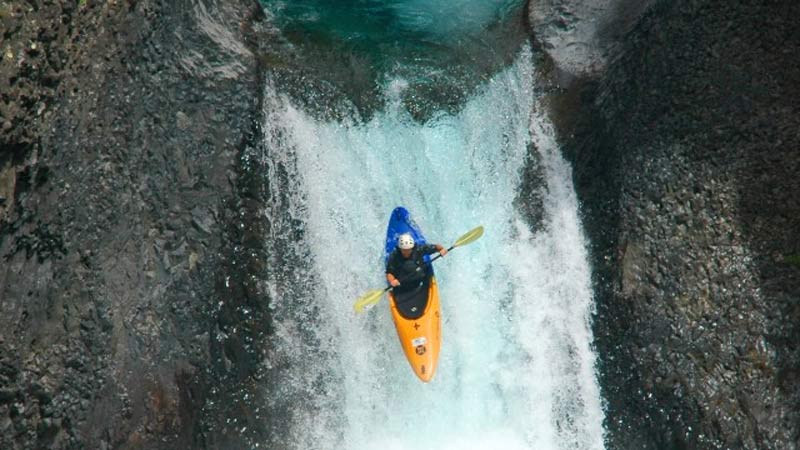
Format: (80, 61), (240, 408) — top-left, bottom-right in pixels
(260, 47), (605, 450)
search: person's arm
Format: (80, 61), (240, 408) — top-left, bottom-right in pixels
(425, 243), (447, 257)
(385, 252), (401, 287)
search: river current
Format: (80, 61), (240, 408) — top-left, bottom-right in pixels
(257, 2), (605, 449)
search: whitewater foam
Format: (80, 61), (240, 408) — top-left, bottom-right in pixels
(260, 47), (605, 450)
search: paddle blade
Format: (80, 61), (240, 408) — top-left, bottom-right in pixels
(453, 225), (484, 248)
(353, 289), (386, 313)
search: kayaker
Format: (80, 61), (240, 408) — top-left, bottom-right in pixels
(386, 233), (447, 292)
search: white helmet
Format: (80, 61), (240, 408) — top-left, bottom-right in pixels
(397, 233), (415, 250)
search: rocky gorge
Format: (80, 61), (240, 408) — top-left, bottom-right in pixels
(530, 0), (800, 448)
(1, 0), (798, 449)
(1, 1), (274, 448)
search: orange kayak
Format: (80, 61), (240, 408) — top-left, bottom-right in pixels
(389, 276), (442, 382)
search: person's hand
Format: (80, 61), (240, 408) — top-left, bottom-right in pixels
(439, 248), (448, 257)
(390, 278), (401, 287)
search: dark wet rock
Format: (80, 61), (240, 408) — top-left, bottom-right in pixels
(532, 0), (800, 448)
(0, 1), (273, 449)
(529, 0), (657, 86)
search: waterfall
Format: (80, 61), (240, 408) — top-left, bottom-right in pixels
(259, 47), (605, 450)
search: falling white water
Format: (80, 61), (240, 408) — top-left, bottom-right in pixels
(261, 47), (605, 450)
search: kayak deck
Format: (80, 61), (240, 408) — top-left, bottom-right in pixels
(389, 276), (441, 382)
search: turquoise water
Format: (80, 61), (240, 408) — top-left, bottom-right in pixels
(256, 3), (605, 449)
(267, 0), (523, 43)
(260, 0), (528, 119)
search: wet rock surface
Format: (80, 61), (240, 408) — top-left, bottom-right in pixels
(1, 1), (273, 448)
(533, 0), (800, 448)
(3, 0), (799, 448)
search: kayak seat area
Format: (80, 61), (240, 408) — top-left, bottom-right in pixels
(393, 276), (430, 320)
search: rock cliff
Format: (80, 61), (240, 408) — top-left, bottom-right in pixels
(530, 0), (800, 448)
(0, 1), (273, 448)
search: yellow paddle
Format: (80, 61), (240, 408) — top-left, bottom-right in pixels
(353, 225), (485, 313)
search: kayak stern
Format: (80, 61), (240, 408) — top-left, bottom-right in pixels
(389, 277), (442, 382)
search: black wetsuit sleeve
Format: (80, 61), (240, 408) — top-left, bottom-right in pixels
(386, 251), (399, 275)
(420, 244), (439, 256)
